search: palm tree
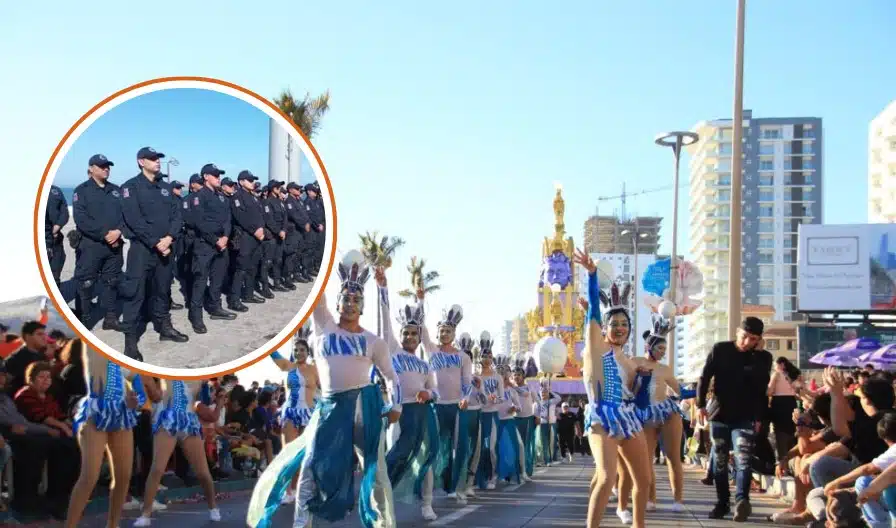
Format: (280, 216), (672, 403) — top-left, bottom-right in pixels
(359, 231), (406, 334)
(398, 256), (441, 299)
(273, 89), (331, 138)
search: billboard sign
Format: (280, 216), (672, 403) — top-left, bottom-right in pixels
(798, 324), (896, 368)
(798, 224), (896, 312)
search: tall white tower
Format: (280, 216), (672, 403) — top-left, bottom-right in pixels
(268, 118), (289, 184)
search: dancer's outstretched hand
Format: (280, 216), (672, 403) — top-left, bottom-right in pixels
(374, 266), (386, 287)
(573, 248), (596, 274)
(416, 390), (432, 403)
(387, 409), (401, 424)
(577, 297), (589, 311)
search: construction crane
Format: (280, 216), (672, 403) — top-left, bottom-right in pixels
(595, 182), (688, 220)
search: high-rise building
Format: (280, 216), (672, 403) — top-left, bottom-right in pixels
(583, 216), (662, 255)
(685, 110), (823, 375)
(869, 100), (896, 223)
(496, 320), (513, 356)
(509, 316), (529, 354)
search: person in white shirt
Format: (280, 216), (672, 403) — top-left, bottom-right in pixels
(494, 354), (523, 485)
(535, 380), (562, 467)
(247, 258), (401, 528)
(453, 332), (486, 501)
(374, 267), (440, 522)
(473, 332), (504, 490)
(512, 357), (538, 481)
(418, 292), (474, 505)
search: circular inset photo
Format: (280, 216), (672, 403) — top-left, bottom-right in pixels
(33, 77), (337, 379)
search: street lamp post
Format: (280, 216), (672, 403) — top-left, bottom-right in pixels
(728, 0), (747, 340)
(621, 227), (649, 356)
(165, 158), (180, 178)
(654, 131), (699, 377)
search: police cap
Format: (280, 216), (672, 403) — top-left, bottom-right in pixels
(189, 173), (203, 185)
(238, 170), (258, 182)
(221, 177), (236, 187)
(136, 147), (165, 160)
(171, 180), (185, 189)
(88, 154), (114, 168)
(201, 163), (225, 177)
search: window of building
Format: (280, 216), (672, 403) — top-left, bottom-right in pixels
(717, 175), (732, 186)
(787, 339), (795, 350)
(718, 205), (731, 217)
(719, 142), (732, 155)
(762, 128), (782, 139)
(758, 252), (774, 264)
(767, 340), (780, 350)
(759, 144), (775, 155)
(759, 174), (774, 186)
(759, 281), (774, 295)
(803, 142), (813, 154)
(758, 235), (775, 248)
(759, 190), (774, 201)
(717, 190), (731, 201)
(759, 205), (774, 217)
(759, 295), (774, 306)
(784, 160), (793, 171)
(759, 219), (774, 232)
(759, 266), (774, 280)
(783, 298), (794, 312)
(717, 160), (732, 171)
(783, 252), (794, 264)
(804, 157), (813, 170)
(717, 235), (730, 248)
(759, 160), (774, 171)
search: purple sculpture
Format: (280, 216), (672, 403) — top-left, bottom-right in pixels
(539, 251), (572, 289)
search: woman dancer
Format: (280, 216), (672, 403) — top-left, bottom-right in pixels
(494, 354), (522, 485)
(456, 332), (488, 500)
(474, 333), (504, 490)
(135, 378), (220, 526)
(268, 322), (319, 505)
(375, 267), (440, 522)
(535, 379), (562, 467)
(617, 316), (687, 520)
(572, 248), (652, 528)
(247, 259), (400, 528)
(512, 357), (538, 481)
(65, 338), (144, 528)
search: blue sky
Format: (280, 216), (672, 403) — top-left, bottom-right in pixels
(1, 1), (894, 383)
(54, 88), (311, 188)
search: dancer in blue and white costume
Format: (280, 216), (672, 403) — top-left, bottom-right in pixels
(455, 332), (488, 500)
(417, 290), (474, 506)
(374, 266), (441, 522)
(493, 354), (522, 485)
(572, 248), (651, 528)
(473, 332), (504, 491)
(247, 259), (401, 528)
(512, 357), (538, 480)
(64, 338), (145, 528)
(135, 378), (220, 526)
(269, 322), (319, 505)
(534, 379), (562, 467)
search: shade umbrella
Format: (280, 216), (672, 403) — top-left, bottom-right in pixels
(858, 344), (896, 366)
(809, 337), (882, 367)
(808, 350), (863, 367)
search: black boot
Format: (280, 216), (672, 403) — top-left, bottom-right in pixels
(102, 314), (122, 332)
(208, 307), (237, 320)
(242, 295), (265, 304)
(280, 279), (296, 291)
(124, 334), (143, 362)
(159, 320), (189, 342)
(271, 281), (288, 293)
(227, 299), (249, 312)
(170, 298), (184, 310)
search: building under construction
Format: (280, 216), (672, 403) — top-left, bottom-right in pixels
(583, 215), (662, 255)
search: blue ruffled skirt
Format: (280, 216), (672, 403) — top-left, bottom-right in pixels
(72, 395), (139, 436)
(584, 400), (642, 440)
(535, 423), (558, 465)
(515, 416), (537, 477)
(475, 411), (499, 489)
(496, 419), (521, 483)
(153, 408), (202, 438)
(432, 404), (471, 494)
(386, 402), (439, 504)
(281, 404), (314, 430)
(635, 397), (686, 428)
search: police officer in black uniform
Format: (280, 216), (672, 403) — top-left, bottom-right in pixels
(284, 182), (312, 283)
(303, 182), (325, 276)
(169, 180), (187, 311)
(185, 164), (238, 334)
(176, 173), (203, 309)
(227, 170), (266, 308)
(71, 154), (124, 331)
(120, 147), (189, 361)
(218, 178), (245, 312)
(46, 184), (70, 284)
(263, 181), (292, 292)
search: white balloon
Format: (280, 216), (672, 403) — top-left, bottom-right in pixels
(596, 260), (615, 286)
(658, 300), (677, 319)
(341, 249), (366, 268)
(534, 336), (567, 375)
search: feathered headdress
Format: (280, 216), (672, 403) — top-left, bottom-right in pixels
(512, 354), (528, 374)
(293, 322), (313, 360)
(599, 279), (633, 321)
(478, 330), (494, 359)
(295, 321), (312, 342)
(539, 377), (552, 392)
(494, 354), (512, 375)
(438, 304), (463, 328)
(337, 261), (371, 295)
(456, 332), (474, 358)
(396, 302), (425, 328)
(645, 314), (673, 354)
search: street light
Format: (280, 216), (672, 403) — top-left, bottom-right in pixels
(620, 228), (649, 355)
(654, 131), (699, 377)
(728, 0), (747, 341)
(165, 157), (180, 178)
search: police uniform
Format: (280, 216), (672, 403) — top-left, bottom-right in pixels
(284, 182), (312, 283)
(262, 181), (290, 293)
(186, 164), (237, 333)
(72, 154), (124, 331)
(304, 182), (325, 276)
(46, 184), (70, 283)
(218, 177), (247, 313)
(119, 147), (189, 360)
(174, 176), (201, 309)
(227, 170), (266, 306)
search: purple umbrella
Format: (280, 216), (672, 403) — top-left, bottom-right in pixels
(810, 338), (882, 367)
(859, 344), (896, 365)
(809, 350), (863, 367)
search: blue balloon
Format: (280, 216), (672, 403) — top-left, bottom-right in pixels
(642, 258), (671, 297)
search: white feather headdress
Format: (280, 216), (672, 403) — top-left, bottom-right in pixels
(438, 304), (463, 328)
(599, 279), (633, 320)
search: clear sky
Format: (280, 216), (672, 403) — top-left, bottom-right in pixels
(53, 88), (303, 188)
(1, 1), (894, 384)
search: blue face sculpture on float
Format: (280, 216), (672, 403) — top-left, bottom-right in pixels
(539, 251), (572, 289)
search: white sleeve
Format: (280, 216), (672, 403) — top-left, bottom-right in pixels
(311, 292), (336, 335)
(496, 376), (505, 403)
(420, 323), (439, 361)
(377, 286), (400, 351)
(370, 336), (402, 412)
(425, 366), (440, 402)
(460, 352), (474, 402)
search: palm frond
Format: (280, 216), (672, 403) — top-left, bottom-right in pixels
(397, 289), (415, 298)
(423, 270), (440, 283)
(424, 285), (442, 294)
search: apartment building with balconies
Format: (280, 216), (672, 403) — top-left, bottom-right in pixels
(869, 100), (896, 223)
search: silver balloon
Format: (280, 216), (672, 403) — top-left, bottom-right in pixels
(534, 336), (567, 374)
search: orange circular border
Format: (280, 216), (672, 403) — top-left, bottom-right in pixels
(32, 76), (338, 381)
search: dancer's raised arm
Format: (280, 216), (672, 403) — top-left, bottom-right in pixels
(311, 291), (335, 334)
(374, 267), (400, 351)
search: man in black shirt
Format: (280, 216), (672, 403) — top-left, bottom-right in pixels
(557, 402), (577, 461)
(4, 321), (47, 396)
(696, 316), (773, 522)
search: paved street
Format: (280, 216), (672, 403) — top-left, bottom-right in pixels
(56, 220), (317, 369)
(68, 458), (788, 527)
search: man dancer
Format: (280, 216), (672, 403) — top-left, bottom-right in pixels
(418, 291), (474, 506)
(696, 316), (773, 521)
(535, 380), (562, 467)
(119, 147), (189, 361)
(227, 170), (266, 309)
(246, 256), (400, 528)
(374, 267), (440, 521)
(512, 357), (538, 481)
(455, 333), (486, 500)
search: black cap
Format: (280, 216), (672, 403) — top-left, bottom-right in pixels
(253, 181), (261, 189)
(201, 163), (225, 177)
(287, 182), (301, 191)
(88, 154), (114, 167)
(303, 183), (317, 192)
(741, 316), (764, 337)
(269, 180), (284, 189)
(171, 180), (184, 189)
(189, 173), (202, 185)
(221, 177), (235, 187)
(237, 170), (258, 182)
(136, 146), (165, 160)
